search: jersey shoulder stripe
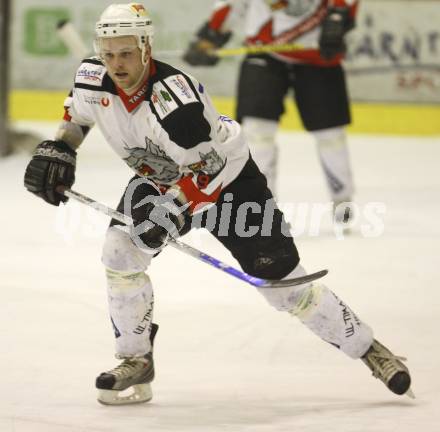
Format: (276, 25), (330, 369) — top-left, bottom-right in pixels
(149, 61), (203, 120)
(148, 61), (211, 149)
(150, 80), (180, 120)
(151, 61), (201, 102)
(164, 74), (199, 106)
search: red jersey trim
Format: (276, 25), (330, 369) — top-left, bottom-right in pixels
(209, 5), (231, 30)
(245, 1), (346, 65)
(250, 0), (328, 46)
(176, 175), (222, 213)
(116, 59), (157, 113)
(63, 107), (72, 121)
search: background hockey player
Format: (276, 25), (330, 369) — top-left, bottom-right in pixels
(184, 0), (358, 223)
(23, 2), (411, 405)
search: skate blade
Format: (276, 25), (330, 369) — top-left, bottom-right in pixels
(97, 383), (152, 405)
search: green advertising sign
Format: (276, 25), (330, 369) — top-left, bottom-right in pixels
(24, 8), (70, 55)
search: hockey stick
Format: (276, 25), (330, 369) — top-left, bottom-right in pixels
(59, 188), (328, 288)
(155, 43), (306, 59)
(57, 20), (90, 60)
(215, 42), (305, 57)
(56, 19), (306, 60)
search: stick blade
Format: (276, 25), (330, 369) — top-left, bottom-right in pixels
(257, 269), (328, 288)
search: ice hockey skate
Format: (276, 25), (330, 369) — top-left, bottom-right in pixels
(362, 339), (414, 398)
(96, 352), (155, 405)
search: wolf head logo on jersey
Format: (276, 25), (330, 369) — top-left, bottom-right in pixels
(123, 138), (180, 183)
(199, 148), (226, 175)
(188, 148), (225, 176)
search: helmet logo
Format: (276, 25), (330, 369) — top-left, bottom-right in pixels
(101, 97), (110, 107)
(130, 4), (148, 16)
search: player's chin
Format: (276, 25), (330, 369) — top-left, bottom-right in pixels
(114, 73), (130, 83)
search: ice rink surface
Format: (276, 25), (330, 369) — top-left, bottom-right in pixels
(1, 122), (439, 432)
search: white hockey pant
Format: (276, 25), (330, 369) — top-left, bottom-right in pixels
(242, 117), (278, 193)
(102, 226), (155, 357)
(257, 264), (373, 359)
(312, 126), (354, 203)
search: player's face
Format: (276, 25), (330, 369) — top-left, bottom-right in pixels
(99, 36), (149, 90)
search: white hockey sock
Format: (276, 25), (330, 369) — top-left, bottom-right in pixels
(106, 268), (154, 357)
(312, 127), (354, 203)
(257, 264), (373, 359)
(289, 283), (373, 359)
(256, 264), (309, 311)
(242, 117), (278, 193)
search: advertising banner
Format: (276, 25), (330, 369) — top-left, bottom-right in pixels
(10, 0), (440, 102)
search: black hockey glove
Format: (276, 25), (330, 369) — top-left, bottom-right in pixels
(131, 192), (191, 250)
(319, 7), (354, 60)
(24, 140), (76, 206)
(183, 22), (232, 66)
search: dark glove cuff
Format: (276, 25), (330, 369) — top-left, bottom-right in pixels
(33, 140), (77, 166)
(326, 6), (354, 33)
(197, 22), (232, 48)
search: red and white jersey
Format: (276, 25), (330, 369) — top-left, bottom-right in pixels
(63, 58), (249, 212)
(208, 0), (359, 65)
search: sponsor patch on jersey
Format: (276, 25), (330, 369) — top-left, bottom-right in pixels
(128, 83), (148, 105)
(151, 82), (179, 119)
(164, 74), (198, 105)
(84, 95), (102, 105)
(75, 63), (106, 86)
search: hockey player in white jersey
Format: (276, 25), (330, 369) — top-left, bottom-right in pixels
(24, 3), (412, 405)
(184, 0), (358, 224)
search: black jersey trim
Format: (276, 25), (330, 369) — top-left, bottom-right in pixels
(81, 58), (104, 66)
(147, 60), (211, 149)
(161, 103), (212, 150)
(74, 73), (118, 95)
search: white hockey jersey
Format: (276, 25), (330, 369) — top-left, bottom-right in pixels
(207, 0), (359, 65)
(62, 58), (249, 212)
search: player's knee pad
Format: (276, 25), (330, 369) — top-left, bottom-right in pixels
(102, 226), (152, 273)
(242, 117), (278, 192)
(256, 263), (307, 311)
(242, 117), (278, 149)
(106, 267), (152, 295)
(238, 235), (300, 281)
(311, 126), (347, 150)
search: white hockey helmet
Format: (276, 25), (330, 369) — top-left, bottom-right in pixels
(94, 3), (154, 64)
